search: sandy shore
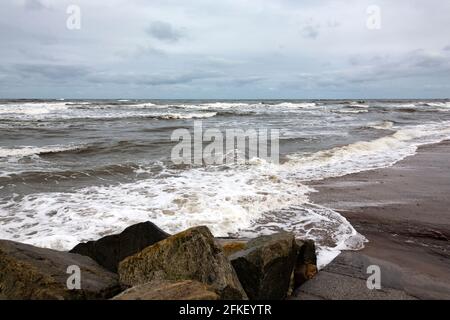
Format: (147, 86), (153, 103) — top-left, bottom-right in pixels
(295, 140), (450, 299)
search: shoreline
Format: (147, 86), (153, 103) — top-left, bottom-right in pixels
(296, 140), (450, 299)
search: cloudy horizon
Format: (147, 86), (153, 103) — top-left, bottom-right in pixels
(1, 0), (450, 99)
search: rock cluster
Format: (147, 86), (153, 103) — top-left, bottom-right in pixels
(0, 222), (317, 300)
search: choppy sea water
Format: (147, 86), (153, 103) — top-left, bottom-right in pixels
(1, 99), (450, 268)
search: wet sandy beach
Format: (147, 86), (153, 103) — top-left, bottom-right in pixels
(297, 140), (450, 299)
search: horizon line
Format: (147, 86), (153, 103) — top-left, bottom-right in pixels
(0, 97), (449, 101)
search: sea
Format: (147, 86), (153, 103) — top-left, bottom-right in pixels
(1, 99), (450, 267)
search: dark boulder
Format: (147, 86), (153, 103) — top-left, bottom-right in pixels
(118, 226), (248, 300)
(70, 221), (170, 272)
(294, 239), (318, 288)
(0, 240), (120, 300)
(229, 232), (298, 300)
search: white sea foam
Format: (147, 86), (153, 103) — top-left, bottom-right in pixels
(173, 102), (252, 110)
(0, 102), (69, 115)
(0, 101), (354, 122)
(65, 102), (92, 105)
(285, 121), (450, 180)
(200, 102), (252, 109)
(0, 102), (217, 121)
(155, 112), (217, 119)
(272, 102), (317, 109)
(392, 103), (418, 108)
(129, 102), (158, 108)
(348, 102), (369, 108)
(0, 160), (307, 248)
(368, 120), (395, 130)
(384, 102), (450, 112)
(334, 109), (369, 114)
(422, 102), (448, 107)
(2, 121), (450, 266)
(174, 102), (317, 111)
(0, 155), (365, 267)
(434, 102), (450, 111)
(0, 145), (82, 159)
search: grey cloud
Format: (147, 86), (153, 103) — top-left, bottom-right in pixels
(2, 0), (450, 98)
(342, 61), (449, 85)
(87, 70), (263, 88)
(16, 47), (57, 61)
(14, 64), (90, 80)
(204, 57), (246, 67)
(348, 54), (387, 67)
(234, 76), (265, 86)
(0, 66), (6, 82)
(326, 20), (340, 28)
(211, 76), (265, 87)
(348, 56), (361, 66)
(287, 48), (450, 89)
(145, 21), (184, 43)
(301, 24), (320, 39)
(0, 22), (59, 46)
(87, 70), (222, 86)
(410, 52), (447, 69)
(7, 62), (222, 87)
(300, 17), (340, 40)
(116, 45), (167, 59)
(134, 45), (166, 57)
(23, 0), (48, 11)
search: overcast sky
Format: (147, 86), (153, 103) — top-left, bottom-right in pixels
(1, 0), (450, 99)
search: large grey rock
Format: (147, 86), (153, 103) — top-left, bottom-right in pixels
(70, 221), (170, 272)
(229, 232), (298, 300)
(112, 280), (219, 300)
(118, 226), (248, 300)
(0, 240), (120, 300)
